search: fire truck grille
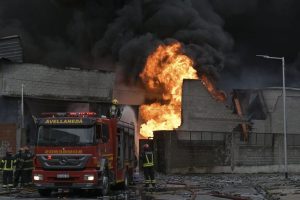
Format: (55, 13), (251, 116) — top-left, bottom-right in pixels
(37, 154), (92, 170)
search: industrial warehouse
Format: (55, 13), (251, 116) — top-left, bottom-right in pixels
(1, 1), (300, 199)
(1, 36), (300, 173)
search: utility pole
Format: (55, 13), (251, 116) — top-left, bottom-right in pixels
(20, 83), (26, 147)
(21, 83), (24, 129)
(256, 55), (288, 178)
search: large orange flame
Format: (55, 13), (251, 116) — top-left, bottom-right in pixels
(139, 42), (225, 138)
(139, 42), (198, 138)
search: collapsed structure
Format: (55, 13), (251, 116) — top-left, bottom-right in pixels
(154, 80), (300, 174)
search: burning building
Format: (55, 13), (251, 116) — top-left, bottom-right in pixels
(153, 79), (245, 174)
(153, 85), (300, 174)
(134, 39), (300, 174)
(138, 42), (228, 138)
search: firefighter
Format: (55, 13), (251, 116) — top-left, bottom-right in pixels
(140, 143), (156, 188)
(14, 147), (25, 187)
(109, 98), (122, 119)
(0, 150), (16, 189)
(22, 146), (34, 186)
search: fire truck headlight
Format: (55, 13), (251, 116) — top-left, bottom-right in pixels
(84, 175), (94, 181)
(33, 174), (43, 181)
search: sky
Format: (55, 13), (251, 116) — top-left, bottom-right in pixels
(0, 0), (299, 91)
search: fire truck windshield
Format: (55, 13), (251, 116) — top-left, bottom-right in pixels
(37, 125), (95, 146)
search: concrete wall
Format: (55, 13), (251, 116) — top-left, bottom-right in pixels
(154, 131), (300, 174)
(0, 63), (115, 102)
(179, 80), (243, 132)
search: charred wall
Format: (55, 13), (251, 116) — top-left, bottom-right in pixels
(154, 131), (300, 174)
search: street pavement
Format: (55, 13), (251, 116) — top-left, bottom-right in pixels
(1, 173), (300, 199)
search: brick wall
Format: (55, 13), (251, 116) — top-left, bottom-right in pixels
(0, 123), (17, 157)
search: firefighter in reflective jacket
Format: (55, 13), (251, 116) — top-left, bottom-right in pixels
(0, 150), (16, 189)
(23, 146), (34, 186)
(140, 144), (156, 187)
(14, 147), (24, 187)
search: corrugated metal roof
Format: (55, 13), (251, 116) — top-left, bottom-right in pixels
(0, 35), (23, 63)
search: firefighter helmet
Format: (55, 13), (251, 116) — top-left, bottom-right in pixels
(143, 143), (150, 150)
(24, 146), (29, 151)
(6, 149), (13, 155)
(112, 99), (118, 105)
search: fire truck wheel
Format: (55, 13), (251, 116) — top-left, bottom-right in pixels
(38, 189), (52, 197)
(124, 172), (129, 189)
(120, 171), (129, 190)
(101, 174), (109, 196)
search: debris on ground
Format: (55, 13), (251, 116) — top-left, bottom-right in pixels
(1, 174), (300, 199)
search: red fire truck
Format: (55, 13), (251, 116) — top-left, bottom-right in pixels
(33, 112), (136, 197)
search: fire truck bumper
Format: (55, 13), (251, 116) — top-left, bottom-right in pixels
(34, 183), (101, 190)
(33, 170), (104, 190)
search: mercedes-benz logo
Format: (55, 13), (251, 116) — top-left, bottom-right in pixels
(59, 157), (68, 165)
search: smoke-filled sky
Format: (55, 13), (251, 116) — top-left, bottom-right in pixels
(1, 0), (299, 90)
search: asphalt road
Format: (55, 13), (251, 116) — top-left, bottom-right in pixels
(2, 174), (300, 200)
(0, 187), (142, 199)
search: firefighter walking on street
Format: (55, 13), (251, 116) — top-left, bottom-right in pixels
(23, 146), (34, 186)
(0, 150), (16, 189)
(140, 143), (156, 188)
(14, 147), (25, 187)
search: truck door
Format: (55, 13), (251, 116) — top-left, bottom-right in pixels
(116, 126), (124, 182)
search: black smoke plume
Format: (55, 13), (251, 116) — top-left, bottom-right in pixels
(93, 0), (233, 83)
(212, 0), (300, 89)
(0, 0), (232, 84)
(1, 0), (299, 89)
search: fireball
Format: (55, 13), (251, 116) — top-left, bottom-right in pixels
(139, 42), (225, 138)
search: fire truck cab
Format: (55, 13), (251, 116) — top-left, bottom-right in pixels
(33, 112), (136, 196)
